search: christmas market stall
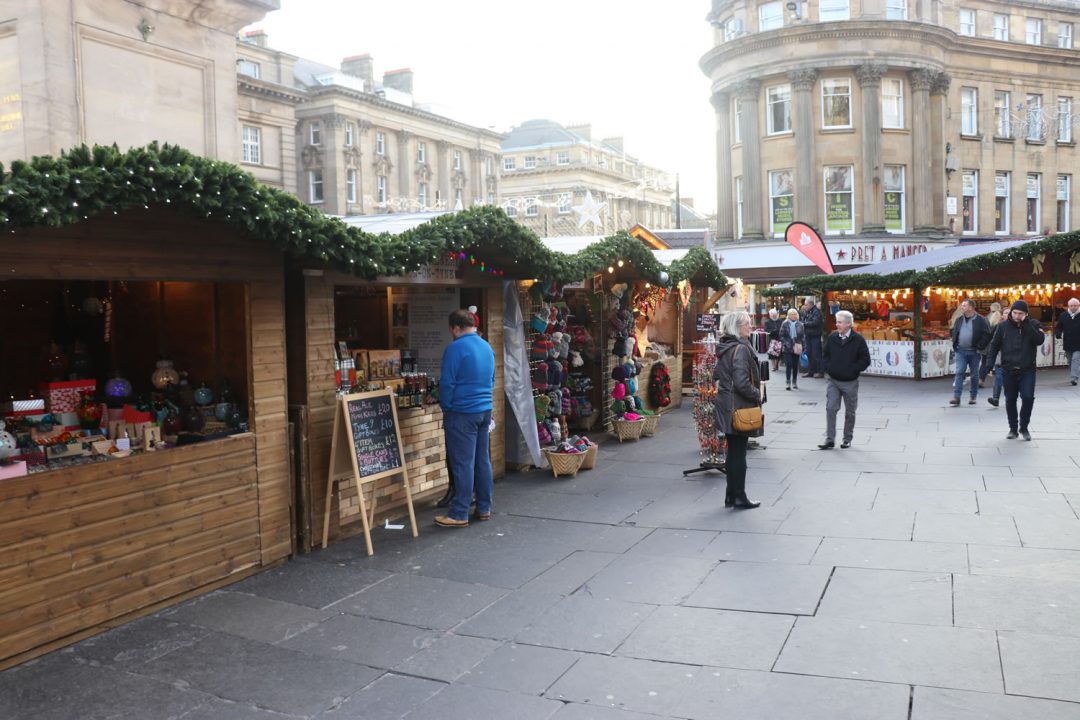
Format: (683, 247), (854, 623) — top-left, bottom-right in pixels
(0, 144), (332, 667)
(770, 234), (1080, 379)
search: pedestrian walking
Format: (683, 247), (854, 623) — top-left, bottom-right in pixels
(985, 300), (1045, 441)
(779, 308), (805, 390)
(712, 310), (762, 509)
(818, 310), (871, 450)
(801, 298), (825, 378)
(949, 299), (992, 405)
(764, 308), (783, 371)
(979, 302), (1003, 387)
(434, 309), (496, 527)
(1054, 297), (1080, 386)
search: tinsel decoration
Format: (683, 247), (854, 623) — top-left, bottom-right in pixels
(648, 362), (672, 408)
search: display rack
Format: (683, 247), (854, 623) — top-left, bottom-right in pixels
(684, 334), (725, 476)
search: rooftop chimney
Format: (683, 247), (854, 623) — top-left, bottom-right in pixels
(341, 54), (374, 92)
(242, 29), (268, 48)
(567, 123), (592, 141)
(601, 136), (624, 152)
(383, 68), (414, 95)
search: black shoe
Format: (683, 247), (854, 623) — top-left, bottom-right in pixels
(840, 440), (851, 449)
(786, 385), (791, 391)
(968, 398), (977, 405)
(987, 397), (999, 407)
(1020, 429), (1031, 441)
(1006, 430), (1018, 439)
(818, 441), (835, 450)
(724, 492), (735, 508)
(732, 494), (760, 509)
(1072, 380), (1078, 386)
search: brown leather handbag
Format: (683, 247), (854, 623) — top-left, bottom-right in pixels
(730, 346), (764, 433)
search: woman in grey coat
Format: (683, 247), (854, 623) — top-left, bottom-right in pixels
(712, 310), (763, 509)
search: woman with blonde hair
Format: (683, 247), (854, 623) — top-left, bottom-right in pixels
(779, 308), (805, 390)
(980, 301), (1003, 389)
(711, 310), (762, 509)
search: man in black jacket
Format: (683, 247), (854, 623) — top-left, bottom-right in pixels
(801, 298), (825, 378)
(1054, 297), (1080, 385)
(818, 310), (872, 450)
(949, 299), (992, 405)
(986, 300), (1046, 440)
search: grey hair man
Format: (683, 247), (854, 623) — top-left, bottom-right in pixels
(818, 310), (871, 450)
(1055, 297), (1080, 386)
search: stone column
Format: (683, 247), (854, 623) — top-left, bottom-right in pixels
(395, 129), (412, 202)
(909, 68), (935, 232)
(930, 72), (952, 232)
(856, 63), (887, 234)
(710, 91), (734, 241)
(735, 79), (764, 240)
(789, 68), (819, 229)
(437, 140), (451, 208)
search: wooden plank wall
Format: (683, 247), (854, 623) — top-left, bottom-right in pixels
(304, 276), (506, 548)
(0, 208), (292, 666)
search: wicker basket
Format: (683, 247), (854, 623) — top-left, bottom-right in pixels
(640, 414), (661, 437)
(611, 418), (645, 442)
(580, 443), (598, 470)
(544, 449), (586, 477)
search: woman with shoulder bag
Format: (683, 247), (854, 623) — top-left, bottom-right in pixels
(779, 308), (805, 390)
(712, 310), (763, 509)
(764, 308), (783, 371)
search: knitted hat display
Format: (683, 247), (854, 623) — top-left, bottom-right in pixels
(569, 350), (584, 368)
(611, 382), (627, 400)
(537, 421), (552, 446)
(546, 306), (559, 333)
(556, 332), (571, 359)
(613, 336), (634, 358)
(530, 311), (549, 334)
(531, 336), (552, 361)
(532, 362), (549, 390)
(555, 307), (569, 333)
(632, 395), (644, 411)
(542, 280), (564, 302)
(467, 305), (480, 328)
(611, 365), (628, 382)
(549, 418), (562, 444)
(609, 308), (632, 335)
(578, 399), (594, 417)
(561, 387), (572, 414)
(649, 362), (672, 407)
(548, 360), (563, 387)
(626, 376), (637, 395)
(548, 390), (562, 417)
(571, 326), (591, 348)
(550, 332), (565, 359)
(611, 399), (627, 416)
(623, 412), (641, 421)
(534, 394), (551, 421)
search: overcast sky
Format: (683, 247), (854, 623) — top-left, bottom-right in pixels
(253, 0), (718, 213)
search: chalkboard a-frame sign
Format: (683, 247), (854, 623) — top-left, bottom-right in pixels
(321, 389), (418, 555)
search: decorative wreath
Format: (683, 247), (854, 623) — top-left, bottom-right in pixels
(648, 362), (672, 408)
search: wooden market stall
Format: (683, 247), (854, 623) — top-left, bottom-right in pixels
(770, 234), (1080, 379)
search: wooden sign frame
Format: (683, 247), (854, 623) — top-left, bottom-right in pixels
(321, 389), (418, 555)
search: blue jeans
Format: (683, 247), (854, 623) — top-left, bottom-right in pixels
(952, 348), (981, 399)
(993, 366), (1003, 399)
(444, 409), (493, 521)
(1002, 370), (1036, 432)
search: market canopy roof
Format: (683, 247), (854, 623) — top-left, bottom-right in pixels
(0, 143), (726, 289)
(767, 234), (1080, 295)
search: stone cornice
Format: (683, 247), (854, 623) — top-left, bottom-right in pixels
(236, 77), (305, 104)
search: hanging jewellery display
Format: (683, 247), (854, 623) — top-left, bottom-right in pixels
(684, 332), (726, 476)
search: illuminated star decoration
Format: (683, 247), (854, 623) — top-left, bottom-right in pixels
(573, 189), (607, 230)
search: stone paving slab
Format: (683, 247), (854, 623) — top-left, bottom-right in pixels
(279, 614), (438, 668)
(316, 673), (444, 720)
(872, 488), (977, 514)
(968, 544), (1080, 581)
(775, 617), (1003, 692)
(685, 561), (832, 615)
(1014, 516), (1080, 550)
(976, 490), (1078, 518)
(810, 537), (969, 573)
(953, 574), (1080, 637)
(815, 567), (953, 626)
(459, 643), (581, 696)
(577, 553), (718, 605)
(913, 512), (1021, 546)
(708, 530), (822, 564)
(911, 686), (1080, 720)
(332, 573), (508, 630)
(998, 630), (1080, 703)
(514, 594), (655, 654)
(778, 507), (914, 540)
(546, 654), (698, 716)
(159, 590), (332, 644)
(229, 556), (392, 609)
(404, 682), (563, 720)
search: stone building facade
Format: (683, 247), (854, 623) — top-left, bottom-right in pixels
(499, 119), (674, 237)
(701, 0), (1080, 243)
(235, 35), (502, 216)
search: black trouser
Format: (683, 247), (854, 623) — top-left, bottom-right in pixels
(1002, 369), (1036, 432)
(783, 352), (799, 385)
(725, 433), (749, 498)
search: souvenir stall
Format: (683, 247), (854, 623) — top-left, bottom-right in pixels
(0, 145), (301, 668)
(770, 234), (1080, 379)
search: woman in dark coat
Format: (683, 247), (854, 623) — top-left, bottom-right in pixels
(764, 308), (783, 371)
(712, 310), (762, 509)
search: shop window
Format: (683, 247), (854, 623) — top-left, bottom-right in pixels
(882, 78), (904, 129)
(884, 165), (905, 233)
(994, 91), (1011, 137)
(1057, 175), (1071, 233)
(959, 9), (976, 36)
(824, 165), (854, 235)
(758, 2), (783, 31)
(768, 170), (794, 236)
(821, 78), (852, 129)
(0, 280), (249, 475)
(1026, 173), (1041, 234)
(766, 84), (791, 134)
(962, 170), (978, 234)
(995, 171), (1010, 234)
(961, 87), (978, 135)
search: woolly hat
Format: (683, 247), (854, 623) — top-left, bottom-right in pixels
(537, 421), (552, 446)
(611, 365), (628, 382)
(1011, 299), (1029, 313)
(611, 382), (627, 400)
(532, 362), (549, 390)
(531, 336), (552, 361)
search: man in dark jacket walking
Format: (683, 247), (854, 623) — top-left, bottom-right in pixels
(949, 299), (993, 405)
(1054, 297), (1080, 385)
(986, 300), (1045, 440)
(801, 298), (825, 378)
(819, 310), (871, 450)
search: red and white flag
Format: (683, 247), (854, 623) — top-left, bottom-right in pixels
(784, 222), (834, 275)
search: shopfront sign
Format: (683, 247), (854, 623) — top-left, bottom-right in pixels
(835, 242), (932, 264)
(884, 192), (902, 232)
(864, 340), (917, 378)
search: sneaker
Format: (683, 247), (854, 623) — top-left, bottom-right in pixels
(434, 515), (469, 528)
(987, 396), (999, 407)
(949, 397), (960, 406)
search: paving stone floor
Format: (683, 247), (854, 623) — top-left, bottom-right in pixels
(4, 371), (1080, 719)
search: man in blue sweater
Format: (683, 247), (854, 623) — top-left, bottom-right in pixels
(435, 309), (496, 527)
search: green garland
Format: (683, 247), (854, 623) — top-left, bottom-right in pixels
(0, 143), (726, 289)
(763, 231), (1080, 296)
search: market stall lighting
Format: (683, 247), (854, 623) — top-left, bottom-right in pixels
(617, 260), (624, 268)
